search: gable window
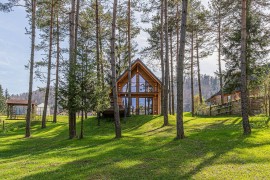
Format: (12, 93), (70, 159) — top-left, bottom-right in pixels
(121, 74), (153, 93)
(139, 75), (153, 92)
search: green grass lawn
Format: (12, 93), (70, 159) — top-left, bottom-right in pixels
(1, 114), (270, 179)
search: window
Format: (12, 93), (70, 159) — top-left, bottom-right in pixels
(121, 74), (153, 93)
(122, 75), (136, 92)
(121, 97), (136, 115)
(139, 98), (153, 115)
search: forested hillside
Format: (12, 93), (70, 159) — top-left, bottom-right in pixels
(183, 75), (219, 111)
(10, 88), (55, 107)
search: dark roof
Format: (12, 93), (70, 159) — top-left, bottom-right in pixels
(6, 99), (36, 106)
(117, 59), (162, 85)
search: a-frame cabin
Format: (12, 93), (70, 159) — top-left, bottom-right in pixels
(116, 59), (162, 115)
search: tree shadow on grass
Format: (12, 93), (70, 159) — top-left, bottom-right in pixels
(19, 118), (270, 180)
(2, 115), (270, 179)
(0, 115), (158, 161)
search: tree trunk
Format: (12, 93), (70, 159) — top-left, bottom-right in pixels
(191, 28), (195, 117)
(42, 0), (54, 128)
(25, 0), (36, 138)
(68, 0), (77, 139)
(111, 0), (121, 138)
(218, 6), (224, 105)
(163, 0), (169, 126)
(74, 0), (80, 51)
(176, 1), (180, 115)
(80, 109), (84, 139)
(169, 69), (171, 115)
(170, 33), (175, 115)
(160, 0), (165, 116)
(176, 0), (188, 140)
(97, 13), (104, 90)
(85, 111), (87, 119)
(268, 84), (270, 116)
(95, 0), (102, 118)
(240, 0), (251, 135)
(53, 4), (60, 123)
(263, 82), (268, 115)
(127, 0), (132, 117)
(95, 0), (100, 84)
(196, 31), (203, 104)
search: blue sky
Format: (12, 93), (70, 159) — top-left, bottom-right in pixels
(0, 5), (32, 95)
(0, 0), (216, 95)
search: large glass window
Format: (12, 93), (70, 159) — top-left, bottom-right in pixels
(122, 75), (137, 92)
(139, 97), (153, 115)
(121, 97), (137, 115)
(139, 75), (153, 92)
(121, 74), (153, 93)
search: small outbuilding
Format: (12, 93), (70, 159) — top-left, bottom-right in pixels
(37, 103), (51, 116)
(6, 99), (36, 119)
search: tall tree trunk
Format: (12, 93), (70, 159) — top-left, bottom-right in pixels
(176, 0), (188, 140)
(68, 0), (77, 139)
(99, 18), (105, 90)
(111, 0), (121, 138)
(163, 0), (169, 126)
(218, 6), (224, 105)
(95, 0), (101, 121)
(75, 0), (80, 50)
(170, 33), (175, 115)
(169, 70), (171, 115)
(160, 0), (165, 115)
(53, 3), (60, 123)
(42, 0), (54, 128)
(176, 1), (180, 115)
(196, 31), (203, 104)
(264, 83), (267, 115)
(240, 0), (251, 135)
(25, 0), (36, 138)
(191, 28), (195, 117)
(268, 84), (270, 116)
(127, 0), (132, 116)
(95, 0), (100, 84)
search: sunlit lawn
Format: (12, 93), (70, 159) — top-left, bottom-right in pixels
(0, 113), (270, 179)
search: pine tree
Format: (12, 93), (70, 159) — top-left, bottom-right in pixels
(240, 0), (251, 135)
(41, 0), (55, 129)
(26, 0), (37, 138)
(163, 0), (169, 126)
(68, 0), (77, 139)
(176, 0), (188, 140)
(111, 0), (122, 138)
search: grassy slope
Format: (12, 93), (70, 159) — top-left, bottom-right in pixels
(0, 114), (270, 179)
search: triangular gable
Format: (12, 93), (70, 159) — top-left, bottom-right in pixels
(117, 59), (162, 85)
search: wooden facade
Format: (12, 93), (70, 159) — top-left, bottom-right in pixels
(206, 91), (241, 105)
(116, 59), (162, 115)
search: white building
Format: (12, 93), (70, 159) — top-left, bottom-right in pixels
(37, 103), (51, 116)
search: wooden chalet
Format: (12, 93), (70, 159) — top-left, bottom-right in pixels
(104, 59), (162, 116)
